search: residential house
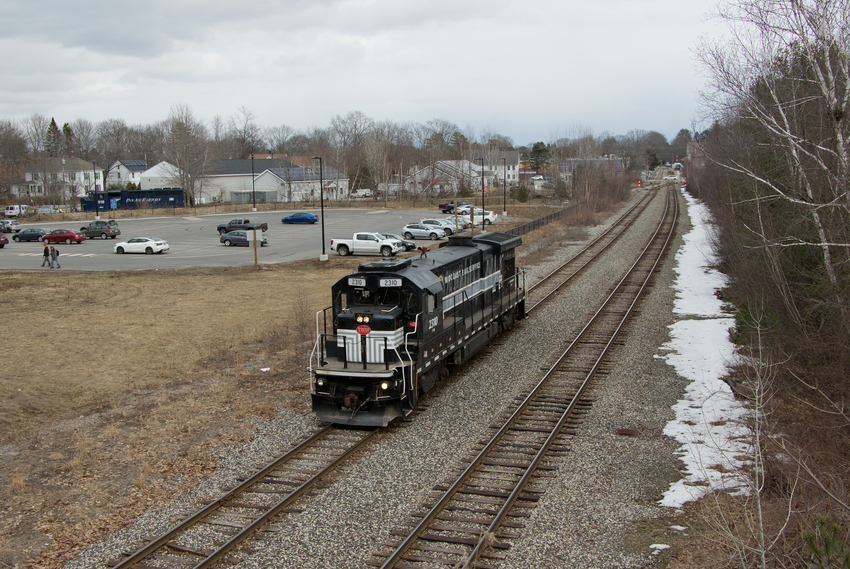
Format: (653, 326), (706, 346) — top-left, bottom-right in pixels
(486, 151), (521, 187)
(11, 157), (103, 203)
(404, 160), (495, 196)
(139, 161), (214, 204)
(252, 165), (349, 203)
(204, 157), (296, 203)
(106, 160), (147, 189)
(140, 161), (181, 191)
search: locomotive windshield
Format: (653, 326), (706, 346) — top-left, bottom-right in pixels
(351, 287), (401, 306)
(352, 289), (374, 304)
(378, 289), (400, 305)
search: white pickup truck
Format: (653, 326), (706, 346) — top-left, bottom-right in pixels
(330, 232), (403, 257)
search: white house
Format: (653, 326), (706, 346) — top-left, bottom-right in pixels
(12, 157), (103, 202)
(404, 160), (494, 196)
(251, 166), (349, 203)
(204, 158), (296, 203)
(106, 159), (147, 189)
(487, 150), (521, 187)
(140, 161), (180, 191)
(140, 161), (214, 204)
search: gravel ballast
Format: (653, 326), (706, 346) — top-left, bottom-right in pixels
(66, 189), (692, 569)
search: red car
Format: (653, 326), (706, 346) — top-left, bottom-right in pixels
(43, 229), (86, 244)
(0, 234), (8, 248)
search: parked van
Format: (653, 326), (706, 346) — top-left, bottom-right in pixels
(351, 189), (373, 198)
(3, 205), (28, 217)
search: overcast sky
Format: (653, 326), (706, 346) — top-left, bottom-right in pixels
(1, 0), (723, 146)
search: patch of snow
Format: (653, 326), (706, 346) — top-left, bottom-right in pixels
(650, 544), (671, 555)
(658, 188), (752, 508)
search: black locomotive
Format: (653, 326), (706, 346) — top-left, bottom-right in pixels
(311, 232), (526, 426)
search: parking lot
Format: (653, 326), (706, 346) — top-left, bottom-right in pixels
(0, 207), (473, 271)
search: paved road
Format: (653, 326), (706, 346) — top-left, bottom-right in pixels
(0, 207), (457, 271)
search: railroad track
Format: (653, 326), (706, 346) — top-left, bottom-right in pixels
(100, 188), (670, 569)
(370, 186), (678, 569)
(526, 189), (656, 313)
(109, 425), (377, 569)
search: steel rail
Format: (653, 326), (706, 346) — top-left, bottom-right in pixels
(526, 190), (654, 313)
(461, 186), (679, 568)
(378, 187), (677, 569)
(114, 425), (376, 569)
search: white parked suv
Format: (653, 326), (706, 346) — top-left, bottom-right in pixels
(420, 218), (459, 236)
(458, 208), (497, 226)
(0, 219), (22, 233)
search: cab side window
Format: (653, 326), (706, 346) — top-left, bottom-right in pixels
(405, 290), (420, 314)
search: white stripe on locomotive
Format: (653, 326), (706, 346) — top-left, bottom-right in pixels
(442, 269), (500, 313)
(337, 328), (404, 363)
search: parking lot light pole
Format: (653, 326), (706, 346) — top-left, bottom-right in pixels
(251, 153), (257, 212)
(312, 156), (328, 261)
(475, 157), (485, 231)
(92, 161), (100, 220)
(501, 157), (507, 216)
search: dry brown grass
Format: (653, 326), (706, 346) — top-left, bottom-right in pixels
(0, 260), (367, 440)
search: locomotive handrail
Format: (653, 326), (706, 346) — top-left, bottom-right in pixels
(404, 312), (421, 398)
(310, 306), (333, 380)
(393, 342), (407, 401)
(460, 289), (470, 338)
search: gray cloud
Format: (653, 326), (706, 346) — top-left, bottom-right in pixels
(1, 0), (719, 143)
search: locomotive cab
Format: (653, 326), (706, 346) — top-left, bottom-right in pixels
(312, 258), (433, 426)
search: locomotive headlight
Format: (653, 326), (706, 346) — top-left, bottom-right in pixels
(317, 378), (326, 387)
(380, 381), (390, 390)
(356, 315), (363, 323)
(363, 316), (370, 323)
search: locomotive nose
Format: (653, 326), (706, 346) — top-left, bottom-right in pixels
(344, 392), (362, 409)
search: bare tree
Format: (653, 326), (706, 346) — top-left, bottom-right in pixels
(22, 114), (50, 155)
(228, 106), (265, 159)
(0, 119), (28, 195)
(698, 0), (850, 300)
(330, 111), (374, 194)
(69, 119), (97, 160)
(265, 124), (296, 155)
(126, 123), (166, 165)
(96, 118), (130, 165)
(164, 104), (209, 206)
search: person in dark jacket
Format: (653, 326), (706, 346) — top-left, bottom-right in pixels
(42, 242), (51, 267)
(50, 246), (60, 269)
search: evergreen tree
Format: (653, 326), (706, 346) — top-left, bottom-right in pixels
(525, 142), (551, 173)
(62, 122), (75, 156)
(46, 118), (62, 157)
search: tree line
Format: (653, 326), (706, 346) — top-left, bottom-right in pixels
(687, 0), (850, 566)
(1, 104), (691, 205)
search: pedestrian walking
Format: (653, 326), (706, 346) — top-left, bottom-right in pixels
(50, 246), (60, 269)
(41, 242), (51, 267)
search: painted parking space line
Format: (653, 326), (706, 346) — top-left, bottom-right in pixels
(11, 252), (100, 257)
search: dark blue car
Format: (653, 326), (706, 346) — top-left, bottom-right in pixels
(282, 212), (318, 224)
